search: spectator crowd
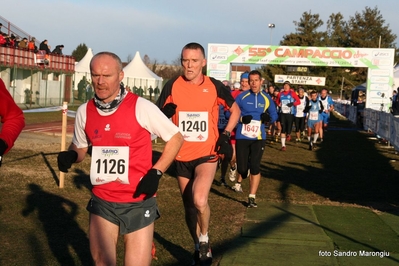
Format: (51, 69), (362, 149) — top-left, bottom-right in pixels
(0, 22), (64, 55)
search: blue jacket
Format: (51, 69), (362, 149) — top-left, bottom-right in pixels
(235, 90), (278, 140)
(318, 95), (334, 110)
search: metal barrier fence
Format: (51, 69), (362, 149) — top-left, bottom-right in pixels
(335, 102), (399, 151)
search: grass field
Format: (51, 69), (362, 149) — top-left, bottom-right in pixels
(1, 110), (398, 265)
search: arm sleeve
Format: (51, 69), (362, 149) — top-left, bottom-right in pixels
(275, 93), (281, 106)
(0, 79), (25, 154)
(292, 92), (301, 106)
(304, 100), (311, 113)
(212, 78), (235, 108)
(136, 97), (181, 142)
(304, 97), (310, 112)
(72, 104), (89, 149)
(155, 77), (178, 109)
(266, 94), (278, 123)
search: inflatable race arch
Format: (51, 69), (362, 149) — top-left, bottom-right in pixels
(206, 43), (395, 112)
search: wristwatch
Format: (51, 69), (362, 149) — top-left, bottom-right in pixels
(223, 130), (231, 138)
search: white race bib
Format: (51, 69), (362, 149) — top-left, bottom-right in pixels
(90, 146), (130, 185)
(178, 111), (208, 142)
(309, 111), (319, 121)
(281, 100), (291, 113)
(296, 105), (305, 117)
(241, 120), (261, 138)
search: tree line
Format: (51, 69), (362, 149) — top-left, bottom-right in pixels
(258, 6), (398, 94)
(71, 6), (398, 93)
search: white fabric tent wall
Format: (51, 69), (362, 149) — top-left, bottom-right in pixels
(73, 48), (94, 91)
(393, 64), (399, 90)
(122, 51), (163, 94)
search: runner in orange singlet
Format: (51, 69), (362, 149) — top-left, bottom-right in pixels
(156, 42), (240, 265)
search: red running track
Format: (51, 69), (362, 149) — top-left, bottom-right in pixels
(23, 121), (75, 135)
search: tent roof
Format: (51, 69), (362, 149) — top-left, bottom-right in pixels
(75, 48), (93, 73)
(123, 51), (162, 80)
(351, 82), (367, 91)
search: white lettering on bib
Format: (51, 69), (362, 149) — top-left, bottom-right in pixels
(90, 146), (129, 185)
(241, 119), (261, 138)
(179, 111), (208, 142)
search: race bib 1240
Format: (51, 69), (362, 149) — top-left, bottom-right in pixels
(178, 111), (208, 142)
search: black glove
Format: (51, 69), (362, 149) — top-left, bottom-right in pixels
(57, 150), (78, 173)
(0, 138), (8, 167)
(286, 102), (294, 107)
(214, 134), (233, 159)
(161, 103), (177, 118)
(260, 112), (271, 123)
(241, 115), (253, 124)
(133, 169), (163, 200)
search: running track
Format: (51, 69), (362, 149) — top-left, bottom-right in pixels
(23, 121), (75, 136)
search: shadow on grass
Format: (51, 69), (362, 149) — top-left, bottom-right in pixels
(39, 152), (61, 186)
(260, 115), (399, 216)
(190, 114), (399, 265)
(21, 183), (93, 266)
(153, 232), (192, 264)
(72, 169), (92, 192)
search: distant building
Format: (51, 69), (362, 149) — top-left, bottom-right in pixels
(230, 65), (251, 83)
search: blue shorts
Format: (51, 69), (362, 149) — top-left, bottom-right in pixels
(307, 119), (320, 129)
(320, 112), (330, 124)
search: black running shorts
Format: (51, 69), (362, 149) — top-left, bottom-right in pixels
(235, 139), (266, 177)
(175, 155), (219, 179)
(86, 194), (160, 235)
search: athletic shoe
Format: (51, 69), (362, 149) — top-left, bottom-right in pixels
(308, 141), (313, 151)
(275, 135), (279, 142)
(228, 165), (237, 182)
(231, 183), (243, 192)
(320, 138), (323, 143)
(199, 241), (212, 266)
(295, 138), (301, 142)
(247, 197), (258, 208)
(220, 178), (228, 187)
(312, 143), (317, 150)
(286, 135), (291, 141)
(281, 146), (286, 151)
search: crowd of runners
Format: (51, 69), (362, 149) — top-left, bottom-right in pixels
(218, 72), (335, 197)
(0, 42), (336, 266)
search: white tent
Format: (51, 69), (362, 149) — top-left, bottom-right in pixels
(73, 48), (94, 91)
(393, 63), (399, 90)
(122, 51), (163, 94)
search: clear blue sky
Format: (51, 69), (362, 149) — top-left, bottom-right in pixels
(2, 0), (398, 64)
